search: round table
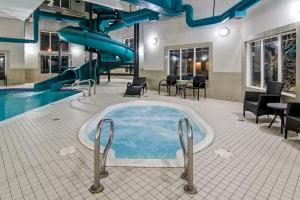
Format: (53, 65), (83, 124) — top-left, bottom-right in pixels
(267, 103), (287, 134)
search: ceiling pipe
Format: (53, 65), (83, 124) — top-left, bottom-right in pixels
(184, 0), (261, 27)
(105, 8), (159, 32)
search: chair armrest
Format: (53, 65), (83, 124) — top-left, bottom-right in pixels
(287, 103), (300, 116)
(159, 79), (166, 85)
(244, 91), (265, 102)
(258, 94), (281, 108)
(127, 82), (132, 88)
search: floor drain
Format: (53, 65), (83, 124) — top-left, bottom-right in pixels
(238, 118), (245, 122)
(58, 146), (76, 156)
(215, 149), (233, 159)
(52, 118), (60, 121)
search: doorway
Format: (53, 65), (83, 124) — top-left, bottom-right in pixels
(0, 53), (5, 75)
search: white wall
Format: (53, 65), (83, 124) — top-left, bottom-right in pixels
(141, 0), (300, 73)
(143, 16), (242, 72)
(0, 18), (25, 69)
(241, 0), (300, 39)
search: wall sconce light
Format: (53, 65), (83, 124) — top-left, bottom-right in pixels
(219, 27), (230, 37)
(150, 37), (158, 46)
(25, 44), (36, 53)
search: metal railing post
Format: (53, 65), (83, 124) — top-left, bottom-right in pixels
(90, 119), (114, 194)
(179, 118), (197, 194)
(100, 119), (114, 178)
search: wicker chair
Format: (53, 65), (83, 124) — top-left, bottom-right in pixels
(183, 75), (206, 101)
(243, 81), (284, 124)
(285, 102), (300, 139)
(158, 75), (177, 96)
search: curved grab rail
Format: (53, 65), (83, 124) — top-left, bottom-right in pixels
(178, 118), (197, 194)
(71, 79), (92, 96)
(90, 119), (115, 194)
(88, 79), (96, 95)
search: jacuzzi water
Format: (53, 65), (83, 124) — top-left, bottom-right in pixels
(87, 105), (205, 159)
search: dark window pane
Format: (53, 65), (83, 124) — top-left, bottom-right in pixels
(51, 33), (59, 52)
(61, 41), (69, 52)
(61, 0), (70, 8)
(51, 56), (59, 73)
(40, 55), (50, 74)
(53, 0), (60, 6)
(181, 48), (194, 80)
(263, 37), (278, 85)
(195, 48), (209, 80)
(282, 32), (296, 94)
(124, 38), (134, 49)
(169, 50), (180, 78)
(40, 32), (50, 51)
(0, 53), (5, 74)
(250, 41), (261, 87)
(61, 56), (69, 67)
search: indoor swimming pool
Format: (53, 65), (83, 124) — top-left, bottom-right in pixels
(0, 89), (78, 121)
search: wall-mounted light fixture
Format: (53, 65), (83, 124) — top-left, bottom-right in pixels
(25, 44), (36, 53)
(150, 37), (158, 46)
(219, 27), (230, 37)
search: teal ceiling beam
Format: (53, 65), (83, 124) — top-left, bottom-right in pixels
(105, 8), (159, 32)
(121, 0), (182, 16)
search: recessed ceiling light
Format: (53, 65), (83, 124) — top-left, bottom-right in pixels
(219, 27), (230, 37)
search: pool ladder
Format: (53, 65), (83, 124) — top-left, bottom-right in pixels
(179, 118), (197, 194)
(90, 119), (115, 194)
(71, 79), (96, 97)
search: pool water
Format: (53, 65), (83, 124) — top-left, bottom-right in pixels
(88, 105), (205, 159)
(0, 89), (78, 121)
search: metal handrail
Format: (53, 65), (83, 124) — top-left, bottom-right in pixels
(179, 118), (197, 194)
(88, 79), (96, 95)
(90, 119), (115, 194)
(71, 79), (92, 96)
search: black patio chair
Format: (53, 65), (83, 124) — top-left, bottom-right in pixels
(0, 72), (7, 86)
(285, 102), (300, 139)
(158, 75), (177, 96)
(183, 75), (206, 101)
(243, 81), (284, 124)
(124, 77), (147, 98)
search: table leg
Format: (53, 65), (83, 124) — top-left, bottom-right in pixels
(280, 111), (284, 134)
(268, 113), (278, 128)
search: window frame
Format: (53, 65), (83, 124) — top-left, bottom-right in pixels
(39, 53), (72, 74)
(168, 47), (210, 80)
(40, 31), (69, 53)
(54, 0), (71, 9)
(246, 30), (296, 96)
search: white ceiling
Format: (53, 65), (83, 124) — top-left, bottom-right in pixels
(0, 0), (44, 21)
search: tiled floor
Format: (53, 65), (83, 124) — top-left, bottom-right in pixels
(1, 81), (300, 200)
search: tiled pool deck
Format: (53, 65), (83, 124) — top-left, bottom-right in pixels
(0, 81), (300, 200)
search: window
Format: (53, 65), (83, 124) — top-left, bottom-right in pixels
(249, 41), (261, 87)
(196, 48), (209, 78)
(54, 0), (70, 9)
(282, 33), (296, 94)
(168, 47), (210, 80)
(247, 31), (296, 94)
(40, 55), (70, 74)
(169, 50), (180, 78)
(123, 37), (135, 73)
(40, 31), (69, 52)
(124, 37), (134, 49)
(181, 48), (194, 80)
